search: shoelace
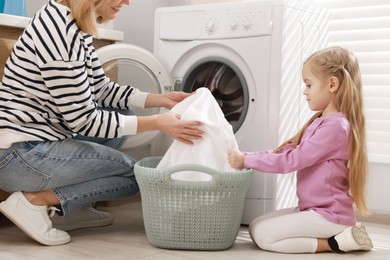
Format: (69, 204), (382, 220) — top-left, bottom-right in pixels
(47, 206), (60, 218)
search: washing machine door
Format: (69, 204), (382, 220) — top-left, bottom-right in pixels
(180, 61), (248, 134)
(96, 43), (172, 150)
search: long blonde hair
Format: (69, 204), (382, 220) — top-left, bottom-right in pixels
(56, 0), (114, 36)
(276, 46), (369, 215)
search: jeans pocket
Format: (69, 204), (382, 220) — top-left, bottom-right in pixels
(0, 151), (15, 169)
(0, 150), (50, 192)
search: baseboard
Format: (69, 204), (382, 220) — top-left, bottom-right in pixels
(0, 189), (9, 201)
(356, 211), (390, 226)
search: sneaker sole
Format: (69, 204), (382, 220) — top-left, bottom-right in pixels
(0, 201), (71, 246)
(351, 225), (373, 250)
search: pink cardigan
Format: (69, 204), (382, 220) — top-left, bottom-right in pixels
(244, 112), (355, 226)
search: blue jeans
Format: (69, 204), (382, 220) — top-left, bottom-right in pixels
(0, 135), (138, 215)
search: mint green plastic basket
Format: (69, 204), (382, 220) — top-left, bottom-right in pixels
(134, 156), (253, 251)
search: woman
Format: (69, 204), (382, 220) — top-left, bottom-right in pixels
(0, 0), (204, 246)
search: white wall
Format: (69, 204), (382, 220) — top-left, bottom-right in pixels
(26, 1), (189, 52)
(26, 0), (115, 29)
(367, 163), (390, 213)
(312, 0), (390, 214)
(114, 0), (188, 52)
(26, 0), (47, 16)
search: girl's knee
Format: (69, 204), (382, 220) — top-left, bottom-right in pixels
(249, 220), (273, 250)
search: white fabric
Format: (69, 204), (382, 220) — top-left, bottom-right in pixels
(157, 88), (238, 181)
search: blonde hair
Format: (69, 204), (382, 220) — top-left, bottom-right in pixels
(56, 0), (115, 36)
(276, 46), (369, 215)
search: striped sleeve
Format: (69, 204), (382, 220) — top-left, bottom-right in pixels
(0, 0), (147, 142)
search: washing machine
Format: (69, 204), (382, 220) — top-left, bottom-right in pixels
(153, 0), (329, 224)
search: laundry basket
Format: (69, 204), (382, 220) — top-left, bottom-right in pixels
(134, 156), (253, 251)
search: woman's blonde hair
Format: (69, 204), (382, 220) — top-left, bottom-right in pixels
(276, 46), (369, 215)
(56, 0), (116, 36)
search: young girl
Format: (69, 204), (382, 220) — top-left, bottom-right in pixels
(228, 46), (373, 253)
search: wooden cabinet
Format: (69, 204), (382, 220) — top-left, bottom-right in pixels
(0, 25), (20, 78)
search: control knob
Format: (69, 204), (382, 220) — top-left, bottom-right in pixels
(242, 19), (252, 30)
(229, 21), (239, 31)
(206, 20), (217, 34)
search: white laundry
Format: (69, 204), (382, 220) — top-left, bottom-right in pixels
(156, 87), (238, 181)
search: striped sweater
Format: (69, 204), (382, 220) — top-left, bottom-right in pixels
(0, 0), (147, 149)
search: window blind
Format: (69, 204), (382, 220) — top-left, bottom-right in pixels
(314, 0), (390, 163)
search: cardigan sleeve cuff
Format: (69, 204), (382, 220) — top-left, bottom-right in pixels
(129, 89), (148, 108)
(121, 115), (138, 136)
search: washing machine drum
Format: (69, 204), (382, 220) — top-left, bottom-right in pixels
(182, 61), (247, 133)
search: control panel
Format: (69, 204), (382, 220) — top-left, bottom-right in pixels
(202, 5), (273, 39)
(157, 3), (274, 41)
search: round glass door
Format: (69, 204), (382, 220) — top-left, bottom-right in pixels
(102, 58), (161, 117)
(182, 61), (248, 133)
(96, 44), (171, 149)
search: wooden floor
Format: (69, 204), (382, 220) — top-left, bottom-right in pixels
(0, 197), (389, 260)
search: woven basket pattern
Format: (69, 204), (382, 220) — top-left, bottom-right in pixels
(134, 156), (253, 251)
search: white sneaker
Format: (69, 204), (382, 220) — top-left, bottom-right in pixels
(52, 206), (113, 231)
(0, 192), (70, 246)
(335, 223), (373, 252)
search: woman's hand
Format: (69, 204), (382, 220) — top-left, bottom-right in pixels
(155, 113), (204, 144)
(145, 92), (192, 109)
(137, 112), (204, 145)
(228, 149), (245, 169)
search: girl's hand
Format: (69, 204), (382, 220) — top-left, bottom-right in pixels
(228, 149), (245, 169)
